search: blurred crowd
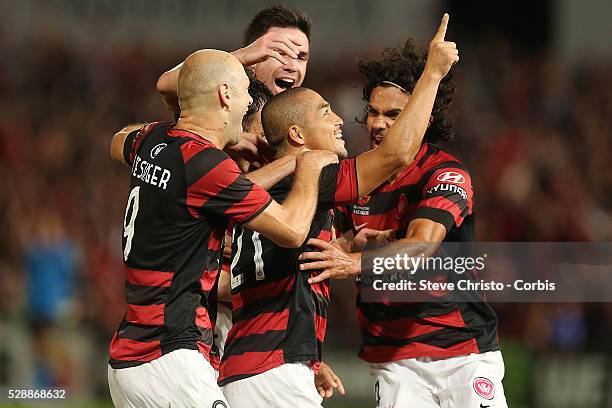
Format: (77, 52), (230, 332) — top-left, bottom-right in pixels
(1, 24), (611, 402)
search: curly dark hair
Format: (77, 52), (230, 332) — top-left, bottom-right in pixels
(243, 68), (273, 131)
(357, 39), (455, 143)
(244, 6), (311, 46)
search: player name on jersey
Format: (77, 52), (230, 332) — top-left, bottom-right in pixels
(131, 154), (172, 189)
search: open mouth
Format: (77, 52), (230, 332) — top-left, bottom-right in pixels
(275, 78), (295, 90)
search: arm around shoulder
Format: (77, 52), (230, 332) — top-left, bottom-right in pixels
(244, 150), (338, 248)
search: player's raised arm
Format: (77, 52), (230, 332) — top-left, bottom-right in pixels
(156, 29), (304, 114)
(232, 28), (303, 67)
(301, 162), (469, 283)
(156, 62), (183, 115)
(245, 150), (338, 248)
(355, 13), (458, 196)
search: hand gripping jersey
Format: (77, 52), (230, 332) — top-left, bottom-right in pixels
(218, 159), (358, 386)
(109, 122), (273, 369)
(336, 143), (499, 363)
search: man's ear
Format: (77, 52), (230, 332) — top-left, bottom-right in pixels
(218, 83), (231, 110)
(287, 125), (305, 148)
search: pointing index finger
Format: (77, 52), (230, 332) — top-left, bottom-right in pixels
(432, 13), (449, 43)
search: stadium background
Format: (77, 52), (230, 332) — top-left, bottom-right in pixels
(1, 0), (611, 407)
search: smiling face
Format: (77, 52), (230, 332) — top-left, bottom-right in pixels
(366, 85), (411, 149)
(300, 90), (347, 158)
(251, 27), (309, 95)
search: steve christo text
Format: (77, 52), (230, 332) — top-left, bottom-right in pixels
(371, 278), (556, 292)
(368, 253), (556, 292)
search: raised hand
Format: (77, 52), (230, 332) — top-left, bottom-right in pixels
(296, 150), (339, 173)
(225, 131), (273, 171)
(424, 13), (459, 80)
(232, 27), (304, 66)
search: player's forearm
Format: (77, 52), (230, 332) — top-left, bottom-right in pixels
(277, 166), (324, 246)
(156, 46), (254, 114)
(357, 222), (444, 275)
(378, 14), (456, 165)
(355, 73), (441, 197)
(379, 72), (441, 164)
(245, 156), (296, 190)
(246, 152), (335, 248)
(156, 63), (182, 115)
(357, 239), (437, 275)
(111, 123), (145, 165)
(230, 48), (251, 66)
(156, 46), (250, 107)
(217, 269), (232, 302)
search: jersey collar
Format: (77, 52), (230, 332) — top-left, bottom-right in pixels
(167, 128), (217, 146)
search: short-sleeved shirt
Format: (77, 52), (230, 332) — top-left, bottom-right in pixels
(335, 143), (499, 363)
(109, 122), (273, 369)
(218, 159), (358, 386)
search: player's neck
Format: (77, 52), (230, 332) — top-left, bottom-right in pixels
(275, 145), (301, 160)
(175, 118), (224, 148)
(387, 163), (411, 184)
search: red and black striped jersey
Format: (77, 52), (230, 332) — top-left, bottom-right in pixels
(335, 143), (499, 363)
(218, 159), (358, 386)
(109, 122), (273, 369)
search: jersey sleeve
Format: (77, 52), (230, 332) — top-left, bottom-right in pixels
(123, 130), (138, 165)
(123, 121), (169, 166)
(412, 165), (473, 231)
(316, 158), (359, 212)
(182, 142), (273, 224)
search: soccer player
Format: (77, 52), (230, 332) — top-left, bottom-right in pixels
(158, 5), (313, 373)
(156, 6), (311, 172)
(107, 49), (338, 407)
(219, 15), (458, 408)
(157, 5), (311, 113)
(213, 77), (345, 398)
(300, 36), (508, 408)
(212, 73), (276, 370)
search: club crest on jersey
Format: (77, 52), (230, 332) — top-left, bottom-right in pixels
(395, 193), (408, 221)
(358, 195), (371, 205)
(353, 195), (371, 216)
(436, 171), (465, 184)
(150, 143), (168, 159)
(473, 377), (495, 400)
